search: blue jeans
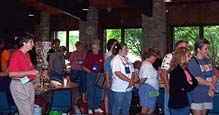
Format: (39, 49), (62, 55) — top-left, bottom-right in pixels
(164, 88), (170, 115)
(86, 72), (103, 109)
(170, 106), (190, 115)
(111, 91), (132, 115)
(70, 70), (87, 93)
(106, 89), (112, 114)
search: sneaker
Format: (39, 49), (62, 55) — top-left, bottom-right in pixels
(88, 109), (93, 114)
(94, 108), (104, 113)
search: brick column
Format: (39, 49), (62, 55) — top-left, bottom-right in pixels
(79, 7), (99, 49)
(142, 0), (167, 56)
(35, 12), (51, 68)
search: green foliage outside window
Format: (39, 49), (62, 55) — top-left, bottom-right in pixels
(69, 31), (79, 52)
(57, 31), (66, 47)
(125, 29), (143, 56)
(204, 26), (219, 65)
(106, 28), (143, 56)
(174, 26), (219, 66)
(106, 29), (121, 42)
(174, 27), (199, 51)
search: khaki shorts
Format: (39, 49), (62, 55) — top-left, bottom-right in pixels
(191, 102), (213, 110)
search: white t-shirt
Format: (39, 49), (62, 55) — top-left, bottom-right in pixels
(139, 61), (159, 90)
(111, 55), (134, 92)
(161, 53), (173, 71)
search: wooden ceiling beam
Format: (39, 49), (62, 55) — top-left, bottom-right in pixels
(89, 0), (127, 9)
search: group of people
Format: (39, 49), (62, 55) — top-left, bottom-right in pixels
(0, 34), (39, 115)
(0, 32), (218, 115)
(161, 39), (217, 115)
(102, 38), (218, 115)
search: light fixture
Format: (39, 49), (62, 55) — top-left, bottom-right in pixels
(82, 8), (88, 11)
(28, 13), (35, 17)
(164, 0), (172, 2)
(107, 7), (112, 12)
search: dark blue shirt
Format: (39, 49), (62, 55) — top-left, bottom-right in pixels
(188, 57), (214, 103)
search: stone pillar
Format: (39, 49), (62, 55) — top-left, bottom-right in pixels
(39, 12), (50, 41)
(142, 0), (167, 56)
(79, 7), (99, 49)
(35, 12), (51, 69)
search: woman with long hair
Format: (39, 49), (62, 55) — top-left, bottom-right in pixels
(168, 48), (198, 115)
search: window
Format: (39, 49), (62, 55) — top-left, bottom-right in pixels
(57, 31), (67, 47)
(173, 26), (219, 66)
(106, 28), (143, 62)
(55, 30), (79, 52)
(174, 26), (199, 50)
(125, 28), (143, 56)
(106, 29), (121, 42)
(204, 26), (219, 65)
(69, 31), (79, 52)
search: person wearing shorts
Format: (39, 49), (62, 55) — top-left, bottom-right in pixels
(188, 39), (217, 115)
(138, 48), (160, 115)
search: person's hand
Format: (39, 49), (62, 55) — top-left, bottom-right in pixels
(110, 42), (117, 52)
(164, 83), (169, 92)
(208, 81), (216, 90)
(28, 70), (39, 75)
(127, 79), (134, 88)
(208, 89), (215, 97)
(105, 80), (111, 88)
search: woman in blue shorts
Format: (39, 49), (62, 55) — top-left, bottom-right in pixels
(138, 48), (160, 115)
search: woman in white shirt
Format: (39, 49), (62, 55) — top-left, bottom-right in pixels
(138, 48), (160, 115)
(111, 43), (137, 115)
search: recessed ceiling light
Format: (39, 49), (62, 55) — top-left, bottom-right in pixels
(164, 0), (172, 2)
(82, 8), (88, 11)
(28, 13), (34, 17)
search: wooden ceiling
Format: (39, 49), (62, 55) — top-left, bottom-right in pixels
(2, 0), (219, 32)
(166, 0), (219, 25)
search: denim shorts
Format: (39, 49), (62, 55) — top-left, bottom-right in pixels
(138, 84), (159, 110)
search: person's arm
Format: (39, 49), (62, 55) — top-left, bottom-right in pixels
(0, 72), (9, 76)
(160, 53), (172, 89)
(115, 71), (131, 82)
(132, 71), (140, 84)
(187, 58), (211, 86)
(195, 77), (212, 86)
(83, 66), (91, 73)
(9, 69), (38, 78)
(104, 72), (111, 87)
(69, 52), (77, 66)
(82, 53), (91, 73)
(160, 69), (169, 86)
(1, 50), (10, 72)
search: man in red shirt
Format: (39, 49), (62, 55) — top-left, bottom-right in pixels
(83, 42), (104, 114)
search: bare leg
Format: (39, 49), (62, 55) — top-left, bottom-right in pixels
(192, 110), (202, 115)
